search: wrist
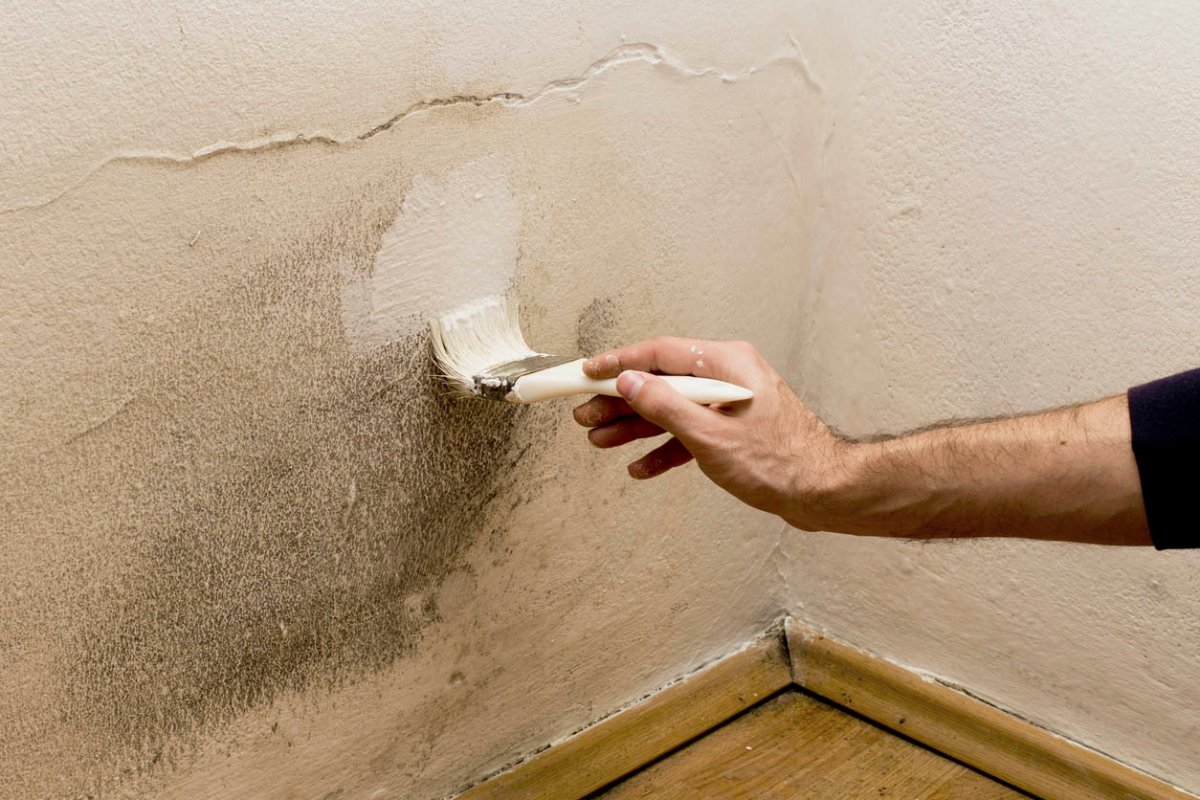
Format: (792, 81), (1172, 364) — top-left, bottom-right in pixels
(825, 439), (886, 534)
(793, 437), (934, 537)
(780, 436), (878, 533)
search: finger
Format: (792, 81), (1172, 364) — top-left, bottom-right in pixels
(616, 371), (714, 447)
(628, 437), (695, 479)
(584, 336), (757, 385)
(585, 336), (716, 377)
(587, 417), (665, 448)
(572, 395), (633, 428)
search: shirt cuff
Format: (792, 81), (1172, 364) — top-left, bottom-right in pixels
(1128, 367), (1200, 549)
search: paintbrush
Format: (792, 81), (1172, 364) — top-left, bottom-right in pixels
(430, 295), (753, 404)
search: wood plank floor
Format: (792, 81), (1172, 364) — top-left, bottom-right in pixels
(593, 689), (1032, 799)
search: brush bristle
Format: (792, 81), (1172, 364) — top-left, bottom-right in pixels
(430, 295), (540, 395)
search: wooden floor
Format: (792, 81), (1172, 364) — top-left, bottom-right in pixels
(593, 689), (1032, 800)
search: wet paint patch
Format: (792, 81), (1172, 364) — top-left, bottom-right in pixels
(340, 155), (520, 352)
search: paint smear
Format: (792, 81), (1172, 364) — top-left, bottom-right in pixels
(341, 155), (519, 352)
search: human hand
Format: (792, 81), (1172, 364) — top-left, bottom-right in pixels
(573, 337), (854, 530)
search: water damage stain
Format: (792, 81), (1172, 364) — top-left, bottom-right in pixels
(57, 194), (558, 767)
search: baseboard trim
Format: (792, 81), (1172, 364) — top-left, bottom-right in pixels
(457, 618), (1196, 800)
(785, 618), (1193, 800)
(456, 630), (793, 800)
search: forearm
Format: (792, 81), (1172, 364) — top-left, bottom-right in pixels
(826, 395), (1151, 545)
(578, 337), (1157, 546)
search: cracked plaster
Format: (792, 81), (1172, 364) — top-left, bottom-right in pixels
(0, 5), (821, 797)
(4, 1), (1199, 798)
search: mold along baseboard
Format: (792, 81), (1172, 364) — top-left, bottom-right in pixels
(455, 617), (1197, 800)
(457, 631), (793, 799)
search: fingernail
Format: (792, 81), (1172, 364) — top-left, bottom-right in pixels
(629, 458), (654, 479)
(617, 371), (646, 402)
(585, 354), (618, 377)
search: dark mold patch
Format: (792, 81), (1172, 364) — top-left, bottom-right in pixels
(57, 195), (558, 766)
(575, 296), (621, 356)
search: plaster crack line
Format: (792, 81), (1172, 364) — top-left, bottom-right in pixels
(63, 394), (135, 446)
(2, 38), (823, 214)
(786, 32), (823, 94)
(758, 110), (804, 201)
(768, 518), (795, 615)
(363, 39), (822, 137)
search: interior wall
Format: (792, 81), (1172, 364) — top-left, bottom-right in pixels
(784, 1), (1200, 792)
(0, 3), (823, 798)
(6, 2), (1197, 798)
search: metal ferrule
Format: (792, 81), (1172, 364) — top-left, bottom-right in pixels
(472, 353), (577, 401)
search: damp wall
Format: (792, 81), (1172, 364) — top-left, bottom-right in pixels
(0, 3), (821, 798)
(6, 1), (1199, 798)
(783, 2), (1200, 792)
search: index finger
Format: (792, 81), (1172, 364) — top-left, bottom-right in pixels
(584, 336), (754, 385)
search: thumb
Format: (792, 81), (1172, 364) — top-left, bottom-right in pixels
(616, 371), (710, 444)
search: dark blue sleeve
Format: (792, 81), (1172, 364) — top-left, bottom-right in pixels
(1128, 367), (1200, 549)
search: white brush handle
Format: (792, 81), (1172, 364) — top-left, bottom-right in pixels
(508, 358), (753, 404)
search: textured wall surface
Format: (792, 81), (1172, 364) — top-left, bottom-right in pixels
(3, 2), (1198, 799)
(0, 2), (820, 798)
(784, 2), (1200, 792)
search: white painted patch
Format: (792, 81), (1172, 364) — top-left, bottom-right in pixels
(341, 156), (519, 352)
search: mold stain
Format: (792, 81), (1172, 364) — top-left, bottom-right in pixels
(54, 193), (559, 772)
(575, 296), (621, 356)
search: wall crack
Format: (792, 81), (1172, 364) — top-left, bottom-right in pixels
(64, 394), (136, 446)
(3, 38), (823, 215)
(768, 518), (795, 616)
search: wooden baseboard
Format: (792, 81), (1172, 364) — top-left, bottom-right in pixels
(457, 618), (1196, 800)
(456, 631), (792, 800)
(785, 618), (1194, 800)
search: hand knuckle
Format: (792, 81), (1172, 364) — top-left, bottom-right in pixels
(732, 340), (756, 356)
(649, 335), (672, 351)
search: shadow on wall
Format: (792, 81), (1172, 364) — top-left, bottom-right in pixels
(43, 198), (560, 766)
